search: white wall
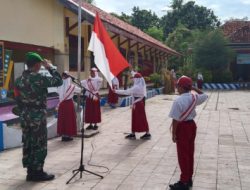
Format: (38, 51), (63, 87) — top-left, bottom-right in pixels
(0, 0), (65, 52)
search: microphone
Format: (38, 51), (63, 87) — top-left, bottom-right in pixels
(63, 73), (76, 81)
(68, 75), (76, 81)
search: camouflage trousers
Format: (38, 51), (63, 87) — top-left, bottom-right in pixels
(21, 110), (47, 171)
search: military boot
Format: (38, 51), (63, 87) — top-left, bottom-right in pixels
(30, 169), (55, 181)
(26, 167), (33, 181)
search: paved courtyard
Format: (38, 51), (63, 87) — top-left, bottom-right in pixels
(0, 91), (250, 190)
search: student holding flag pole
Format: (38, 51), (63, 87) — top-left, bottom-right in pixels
(115, 71), (151, 140)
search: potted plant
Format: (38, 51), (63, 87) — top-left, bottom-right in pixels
(149, 73), (162, 88)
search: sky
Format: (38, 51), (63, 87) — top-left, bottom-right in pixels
(93, 0), (250, 22)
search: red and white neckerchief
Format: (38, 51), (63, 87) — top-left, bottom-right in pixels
(179, 93), (198, 121)
(61, 84), (75, 102)
(87, 79), (99, 98)
(87, 79), (96, 92)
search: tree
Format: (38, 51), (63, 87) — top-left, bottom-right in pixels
(193, 29), (234, 82)
(171, 0), (183, 9)
(161, 0), (220, 38)
(111, 7), (164, 42)
(144, 26), (164, 41)
(110, 12), (132, 24)
(131, 7), (160, 31)
(166, 23), (194, 70)
(86, 0), (95, 4)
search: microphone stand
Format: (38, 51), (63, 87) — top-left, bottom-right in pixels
(66, 78), (103, 184)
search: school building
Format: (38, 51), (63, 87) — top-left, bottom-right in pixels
(0, 0), (179, 91)
(222, 21), (250, 82)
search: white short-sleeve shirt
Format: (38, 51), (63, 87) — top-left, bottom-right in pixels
(81, 77), (103, 98)
(169, 92), (208, 121)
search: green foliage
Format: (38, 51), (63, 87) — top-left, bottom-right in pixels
(86, 0), (95, 4)
(212, 70), (233, 83)
(149, 73), (162, 87)
(166, 24), (195, 69)
(144, 26), (164, 41)
(111, 7), (163, 42)
(134, 65), (141, 72)
(178, 64), (196, 79)
(193, 29), (235, 82)
(176, 61), (213, 82)
(110, 12), (132, 24)
(111, 7), (164, 44)
(171, 0), (183, 9)
(161, 0), (220, 38)
(144, 76), (150, 82)
(201, 70), (212, 83)
(131, 7), (160, 31)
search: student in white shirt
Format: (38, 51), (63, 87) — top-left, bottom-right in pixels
(169, 75), (208, 190)
(81, 68), (103, 130)
(197, 72), (204, 89)
(57, 71), (81, 141)
(115, 72), (151, 140)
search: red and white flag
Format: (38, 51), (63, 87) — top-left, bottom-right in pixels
(88, 13), (130, 87)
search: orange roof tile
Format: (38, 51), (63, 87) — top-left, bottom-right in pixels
(222, 21), (250, 43)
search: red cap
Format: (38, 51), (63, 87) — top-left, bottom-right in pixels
(177, 76), (192, 90)
(132, 73), (142, 78)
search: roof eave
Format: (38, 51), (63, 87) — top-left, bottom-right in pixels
(58, 0), (180, 56)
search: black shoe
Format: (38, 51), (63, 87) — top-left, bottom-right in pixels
(140, 133), (151, 140)
(92, 125), (98, 130)
(26, 167), (33, 181)
(61, 136), (73, 141)
(125, 133), (136, 139)
(86, 124), (94, 130)
(187, 179), (193, 187)
(26, 174), (32, 181)
(169, 181), (189, 190)
(30, 170), (55, 182)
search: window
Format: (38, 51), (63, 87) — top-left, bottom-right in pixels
(69, 35), (84, 71)
(128, 51), (135, 65)
(138, 52), (143, 70)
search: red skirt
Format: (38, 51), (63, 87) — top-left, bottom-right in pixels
(57, 99), (77, 136)
(85, 97), (101, 123)
(132, 100), (149, 132)
(107, 86), (118, 104)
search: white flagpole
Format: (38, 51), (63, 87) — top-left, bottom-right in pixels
(77, 0), (82, 131)
(77, 0), (81, 87)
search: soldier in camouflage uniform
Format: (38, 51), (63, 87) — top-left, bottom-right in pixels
(14, 52), (62, 181)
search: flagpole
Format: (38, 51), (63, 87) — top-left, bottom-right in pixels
(76, 0), (82, 135)
(77, 0), (82, 112)
(66, 1), (104, 184)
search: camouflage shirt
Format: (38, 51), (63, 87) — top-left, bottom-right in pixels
(14, 67), (62, 170)
(14, 68), (62, 112)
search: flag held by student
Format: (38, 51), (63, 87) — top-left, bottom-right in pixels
(88, 13), (130, 87)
